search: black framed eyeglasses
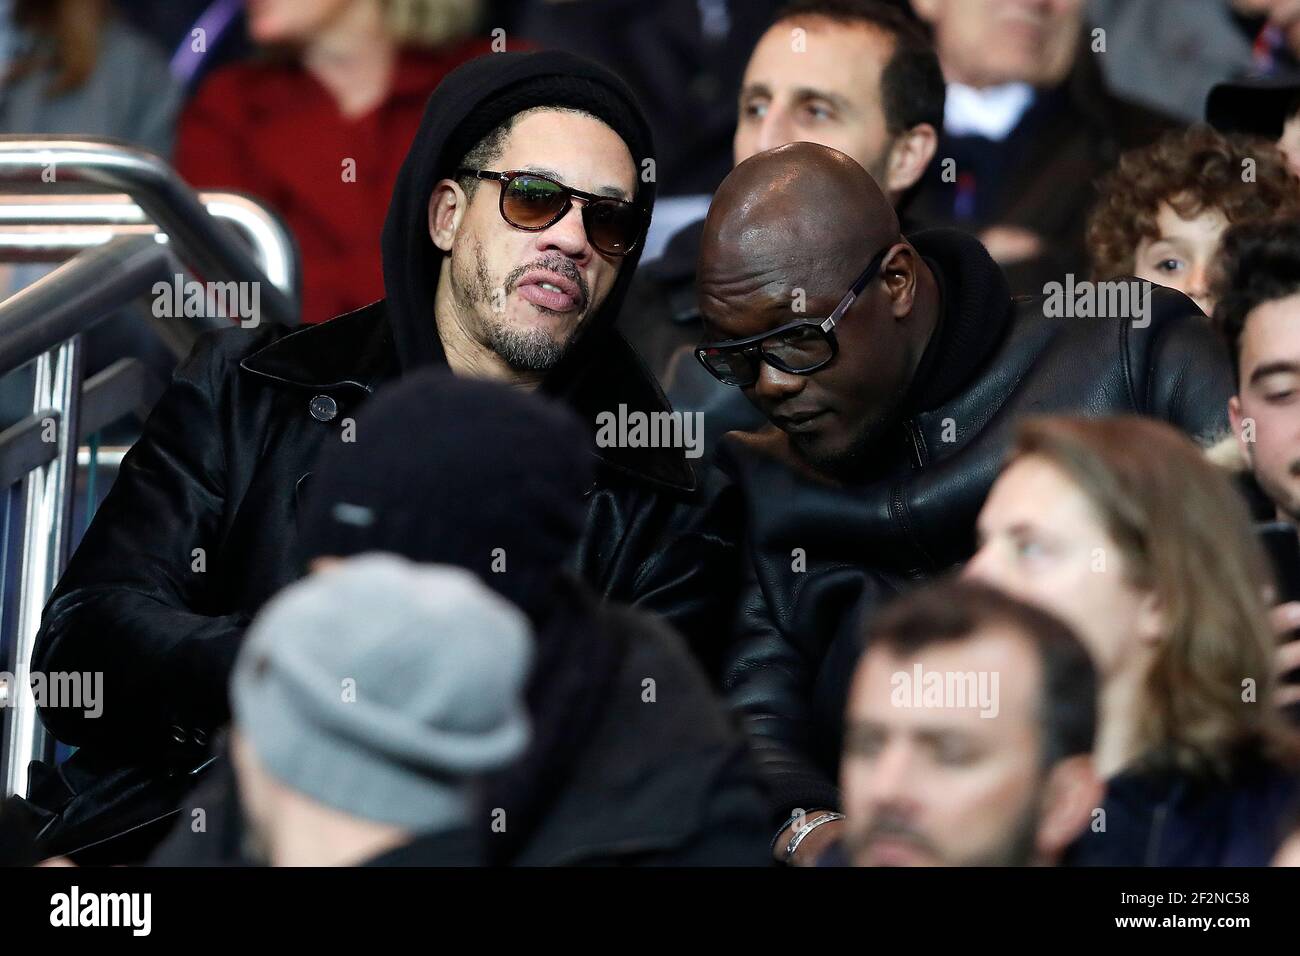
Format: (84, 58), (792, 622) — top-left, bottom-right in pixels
(458, 168), (646, 257)
(695, 246), (892, 387)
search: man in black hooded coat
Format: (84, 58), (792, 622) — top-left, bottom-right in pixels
(26, 51), (739, 854)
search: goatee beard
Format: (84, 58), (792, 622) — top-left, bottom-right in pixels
(486, 323), (568, 373)
(459, 243), (593, 374)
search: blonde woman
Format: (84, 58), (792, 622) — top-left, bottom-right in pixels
(176, 0), (491, 323)
(964, 414), (1300, 865)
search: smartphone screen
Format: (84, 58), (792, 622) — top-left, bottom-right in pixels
(1260, 520), (1300, 607)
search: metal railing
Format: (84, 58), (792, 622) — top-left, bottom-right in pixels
(0, 191), (298, 299)
(0, 139), (302, 798)
(0, 236), (178, 796)
(0, 138), (298, 327)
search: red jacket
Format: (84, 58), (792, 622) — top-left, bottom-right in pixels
(176, 40), (494, 324)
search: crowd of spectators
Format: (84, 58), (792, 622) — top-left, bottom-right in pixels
(4, 0), (1300, 871)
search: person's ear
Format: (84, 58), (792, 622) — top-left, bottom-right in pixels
(884, 124), (939, 197)
(1035, 754), (1104, 864)
(1229, 394), (1256, 466)
(429, 178), (468, 252)
(882, 243), (918, 319)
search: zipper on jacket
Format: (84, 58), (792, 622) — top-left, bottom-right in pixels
(904, 419), (927, 470)
(890, 483), (938, 575)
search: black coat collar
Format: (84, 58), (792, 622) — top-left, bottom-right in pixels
(240, 301), (396, 393)
(240, 301), (697, 494)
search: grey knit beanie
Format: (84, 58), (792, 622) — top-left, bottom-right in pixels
(231, 554), (533, 831)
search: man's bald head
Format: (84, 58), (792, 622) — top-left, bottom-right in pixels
(701, 143), (900, 292)
(696, 142), (938, 481)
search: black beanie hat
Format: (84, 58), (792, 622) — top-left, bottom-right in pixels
(298, 370), (595, 618)
(443, 73), (653, 192)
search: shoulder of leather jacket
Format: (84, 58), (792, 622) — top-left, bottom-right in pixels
(555, 329), (700, 495)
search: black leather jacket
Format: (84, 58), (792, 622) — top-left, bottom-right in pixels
(33, 301), (738, 768)
(719, 229), (1236, 824)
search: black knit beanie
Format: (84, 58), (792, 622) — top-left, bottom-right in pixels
(443, 74), (653, 191)
(297, 370), (595, 619)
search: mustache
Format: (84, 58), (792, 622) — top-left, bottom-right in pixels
(845, 814), (941, 860)
(504, 255), (591, 311)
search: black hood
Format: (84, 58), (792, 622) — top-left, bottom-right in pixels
(902, 228), (1015, 413)
(380, 50), (658, 402)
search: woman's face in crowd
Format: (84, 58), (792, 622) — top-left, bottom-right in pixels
(1132, 200), (1228, 316)
(963, 454), (1160, 680)
(246, 0), (359, 45)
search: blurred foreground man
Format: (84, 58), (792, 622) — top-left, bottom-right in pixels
(230, 557), (533, 867)
(28, 51), (736, 859)
(695, 142), (1233, 862)
(832, 581), (1100, 867)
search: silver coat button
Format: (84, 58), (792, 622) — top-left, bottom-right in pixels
(309, 394), (338, 422)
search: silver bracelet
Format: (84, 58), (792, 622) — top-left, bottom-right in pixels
(783, 811), (845, 863)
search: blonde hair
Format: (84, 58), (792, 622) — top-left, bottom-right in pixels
(383, 0), (483, 47)
(1012, 415), (1299, 779)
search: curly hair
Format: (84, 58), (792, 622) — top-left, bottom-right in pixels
(1087, 124), (1300, 281)
(382, 0), (483, 47)
(1214, 218), (1300, 378)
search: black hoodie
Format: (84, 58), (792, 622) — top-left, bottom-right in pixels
(380, 51), (656, 383)
(29, 51), (741, 861)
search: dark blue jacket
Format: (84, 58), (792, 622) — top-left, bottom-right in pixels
(1068, 758), (1300, 866)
